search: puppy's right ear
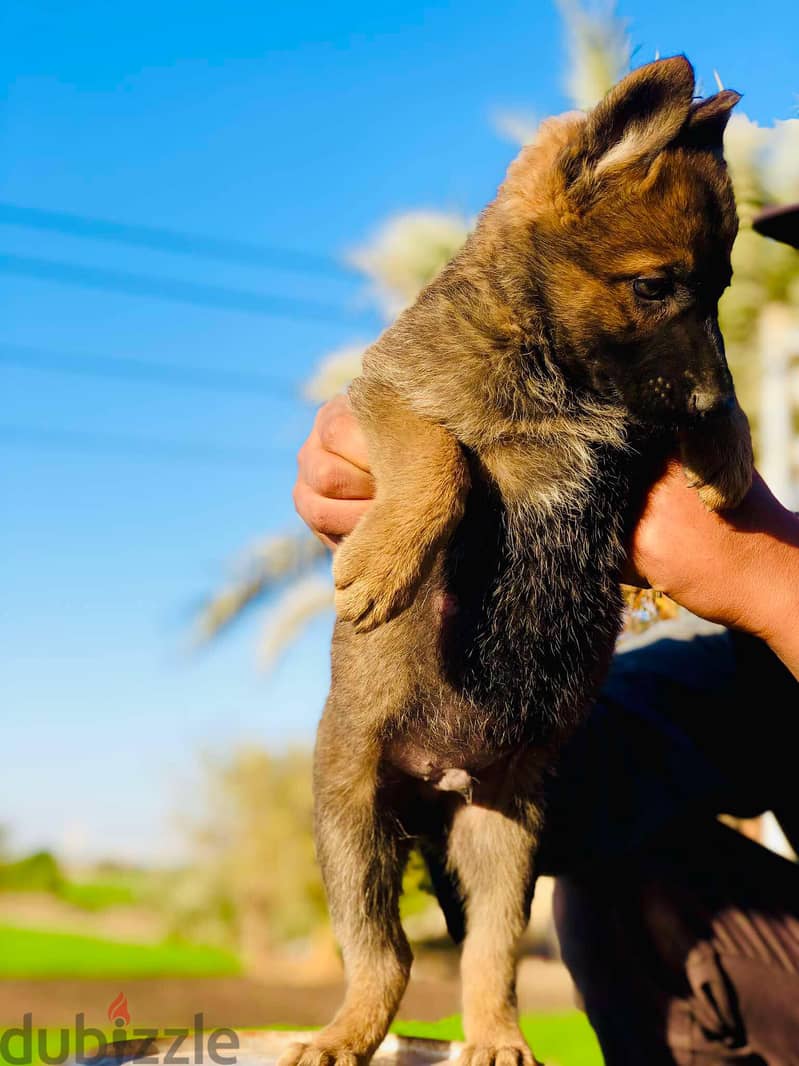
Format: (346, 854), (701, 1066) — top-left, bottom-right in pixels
(560, 56), (696, 203)
(680, 89), (742, 153)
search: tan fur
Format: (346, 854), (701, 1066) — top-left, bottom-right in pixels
(280, 57), (752, 1066)
(333, 379), (470, 632)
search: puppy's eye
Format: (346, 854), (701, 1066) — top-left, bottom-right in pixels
(632, 276), (674, 301)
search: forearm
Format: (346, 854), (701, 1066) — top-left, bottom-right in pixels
(746, 508), (799, 679)
(630, 464), (799, 679)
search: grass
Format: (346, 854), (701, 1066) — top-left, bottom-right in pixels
(0, 925), (241, 978)
(0, 852), (155, 913)
(57, 878), (140, 911)
(392, 1014), (603, 1066)
(0, 921), (602, 1063)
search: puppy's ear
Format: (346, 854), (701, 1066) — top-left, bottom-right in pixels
(561, 56), (696, 201)
(679, 89), (741, 152)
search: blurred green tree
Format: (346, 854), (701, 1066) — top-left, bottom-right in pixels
(167, 748), (325, 971)
(175, 747), (437, 971)
(0, 850), (63, 893)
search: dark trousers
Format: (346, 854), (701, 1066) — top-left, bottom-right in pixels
(538, 614), (799, 1065)
(554, 819), (799, 1064)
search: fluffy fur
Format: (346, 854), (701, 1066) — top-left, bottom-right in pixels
(279, 57), (753, 1066)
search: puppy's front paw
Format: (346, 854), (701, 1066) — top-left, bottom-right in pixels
(334, 538), (419, 632)
(694, 461), (751, 512)
(278, 1042), (359, 1066)
(680, 403), (754, 512)
(457, 1042), (541, 1066)
(333, 510), (424, 632)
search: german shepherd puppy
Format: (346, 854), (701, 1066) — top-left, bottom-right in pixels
(282, 57), (752, 1066)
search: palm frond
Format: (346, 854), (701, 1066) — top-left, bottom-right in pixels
(194, 532), (327, 643)
(257, 575), (335, 668)
(491, 109), (539, 146)
(348, 211), (471, 318)
(305, 343), (367, 402)
(558, 0), (631, 109)
(764, 119), (799, 205)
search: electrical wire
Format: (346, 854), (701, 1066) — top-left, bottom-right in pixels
(0, 424), (293, 468)
(0, 342), (302, 398)
(0, 253), (370, 323)
(0, 201), (356, 280)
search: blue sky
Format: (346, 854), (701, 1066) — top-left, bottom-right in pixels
(2, 0), (797, 864)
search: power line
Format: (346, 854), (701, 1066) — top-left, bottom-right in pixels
(0, 253), (370, 323)
(0, 202), (356, 280)
(0, 343), (302, 398)
(0, 424), (294, 468)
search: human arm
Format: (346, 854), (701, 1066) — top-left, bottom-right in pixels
(626, 459), (799, 678)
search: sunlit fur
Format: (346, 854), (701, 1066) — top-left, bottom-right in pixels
(280, 57), (754, 1066)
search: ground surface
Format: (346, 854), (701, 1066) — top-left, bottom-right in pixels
(0, 958), (576, 1029)
(0, 894), (600, 1063)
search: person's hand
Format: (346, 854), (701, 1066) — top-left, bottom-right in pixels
(624, 458), (773, 616)
(293, 395), (374, 551)
(625, 459), (796, 627)
(625, 458), (799, 666)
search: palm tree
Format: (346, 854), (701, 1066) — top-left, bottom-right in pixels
(195, 0), (799, 664)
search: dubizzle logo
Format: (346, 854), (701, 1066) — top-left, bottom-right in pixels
(0, 1000), (238, 1065)
(107, 993), (132, 1028)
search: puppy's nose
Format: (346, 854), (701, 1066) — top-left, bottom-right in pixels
(689, 390), (735, 417)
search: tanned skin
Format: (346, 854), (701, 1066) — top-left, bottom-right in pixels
(279, 57), (753, 1066)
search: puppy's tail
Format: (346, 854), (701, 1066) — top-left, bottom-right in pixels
(419, 841), (466, 945)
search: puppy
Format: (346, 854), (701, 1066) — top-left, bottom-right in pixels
(282, 56), (752, 1066)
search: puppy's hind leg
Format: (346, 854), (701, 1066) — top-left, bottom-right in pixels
(279, 712), (412, 1066)
(448, 773), (544, 1066)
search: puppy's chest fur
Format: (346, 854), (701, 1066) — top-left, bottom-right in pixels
(382, 437), (631, 780)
